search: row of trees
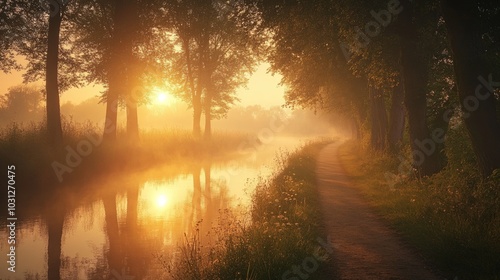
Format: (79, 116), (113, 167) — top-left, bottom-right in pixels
(252, 0), (499, 177)
(1, 0), (262, 146)
(2, 0), (498, 176)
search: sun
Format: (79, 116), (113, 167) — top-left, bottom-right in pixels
(153, 87), (175, 106)
(156, 194), (168, 208)
(158, 93), (168, 103)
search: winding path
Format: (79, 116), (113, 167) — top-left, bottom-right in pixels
(316, 142), (442, 280)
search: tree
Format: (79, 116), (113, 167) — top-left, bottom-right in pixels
(164, 0), (207, 137)
(7, 1), (78, 147)
(0, 85), (44, 124)
(103, 0), (133, 142)
(257, 0), (457, 177)
(202, 1), (262, 139)
(256, 0), (374, 146)
(440, 0), (500, 177)
(259, 0), (404, 152)
(334, 0), (449, 174)
(44, 0), (69, 146)
(71, 0), (160, 142)
(67, 0), (120, 141)
(394, 0), (447, 176)
(164, 0), (262, 138)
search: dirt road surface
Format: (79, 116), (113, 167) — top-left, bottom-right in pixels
(316, 142), (442, 280)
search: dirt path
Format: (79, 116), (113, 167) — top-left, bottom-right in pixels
(316, 142), (442, 280)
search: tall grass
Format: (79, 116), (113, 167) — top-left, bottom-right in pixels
(339, 125), (500, 280)
(0, 119), (247, 186)
(160, 140), (334, 280)
(0, 121), (53, 185)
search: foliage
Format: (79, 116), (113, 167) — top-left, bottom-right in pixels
(68, 0), (162, 105)
(8, 0), (84, 92)
(159, 0), (264, 120)
(0, 84), (45, 124)
(0, 0), (24, 72)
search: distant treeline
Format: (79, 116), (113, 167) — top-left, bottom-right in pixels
(0, 85), (337, 136)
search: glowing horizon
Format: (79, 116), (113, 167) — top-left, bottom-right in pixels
(0, 61), (287, 109)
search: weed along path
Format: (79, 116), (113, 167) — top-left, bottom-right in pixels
(316, 142), (441, 280)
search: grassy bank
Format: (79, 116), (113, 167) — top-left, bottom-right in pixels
(0, 121), (247, 187)
(338, 132), (500, 279)
(162, 140), (334, 280)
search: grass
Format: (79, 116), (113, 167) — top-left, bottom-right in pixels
(0, 120), (247, 188)
(338, 126), (500, 280)
(160, 139), (334, 280)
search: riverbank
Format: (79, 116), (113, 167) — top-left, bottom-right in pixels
(0, 121), (247, 188)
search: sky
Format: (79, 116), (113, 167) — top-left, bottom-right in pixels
(0, 60), (287, 109)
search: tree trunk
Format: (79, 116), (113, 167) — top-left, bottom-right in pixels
(126, 101), (139, 142)
(193, 94), (202, 137)
(46, 3), (63, 147)
(182, 37), (202, 138)
(388, 81), (406, 151)
(193, 49), (206, 138)
(103, 1), (127, 142)
(203, 107), (212, 140)
(124, 0), (139, 142)
(196, 24), (211, 138)
(370, 86), (388, 151)
(398, 0), (445, 176)
(103, 87), (118, 142)
(204, 97), (212, 139)
(441, 0), (500, 177)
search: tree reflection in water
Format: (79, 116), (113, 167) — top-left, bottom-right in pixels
(7, 161), (238, 280)
(46, 199), (66, 280)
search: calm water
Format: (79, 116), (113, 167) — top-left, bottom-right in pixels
(0, 137), (309, 280)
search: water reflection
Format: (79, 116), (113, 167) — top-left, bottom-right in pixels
(36, 162), (231, 280)
(125, 187), (145, 279)
(47, 200), (66, 280)
(92, 187), (150, 280)
(0, 137), (304, 279)
(189, 165), (202, 234)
